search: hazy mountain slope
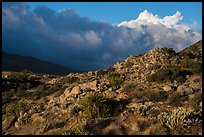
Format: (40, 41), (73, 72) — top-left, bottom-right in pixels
(2, 52), (81, 75)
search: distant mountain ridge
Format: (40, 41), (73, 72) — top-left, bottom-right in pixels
(2, 52), (81, 75)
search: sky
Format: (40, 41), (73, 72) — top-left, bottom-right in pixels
(2, 2), (202, 71)
(27, 2), (202, 30)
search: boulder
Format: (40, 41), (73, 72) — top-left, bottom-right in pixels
(199, 101), (202, 108)
(2, 115), (17, 130)
(177, 85), (185, 93)
(185, 87), (194, 94)
(163, 85), (172, 92)
(63, 88), (71, 98)
(189, 82), (201, 91)
(89, 80), (98, 90)
(104, 90), (117, 98)
(117, 92), (127, 100)
(71, 86), (81, 95)
(80, 80), (99, 90)
(188, 94), (195, 100)
(48, 97), (59, 106)
(14, 121), (20, 128)
(59, 94), (65, 104)
(59, 88), (71, 104)
(177, 85), (194, 95)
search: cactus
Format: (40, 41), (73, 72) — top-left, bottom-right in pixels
(158, 107), (202, 130)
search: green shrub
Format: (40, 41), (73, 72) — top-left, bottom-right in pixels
(190, 62), (202, 74)
(124, 61), (134, 68)
(79, 92), (111, 120)
(36, 85), (46, 92)
(107, 73), (123, 88)
(190, 91), (202, 111)
(2, 89), (15, 104)
(175, 76), (187, 84)
(97, 70), (108, 76)
(6, 100), (30, 116)
(47, 84), (61, 94)
(147, 64), (161, 70)
(15, 71), (28, 82)
(26, 82), (32, 89)
(147, 66), (187, 83)
(61, 76), (80, 84)
(168, 92), (181, 107)
(32, 85), (46, 99)
(180, 56), (191, 68)
(16, 87), (26, 97)
(132, 89), (168, 103)
(107, 67), (115, 73)
(147, 69), (172, 82)
(166, 48), (176, 55)
(180, 54), (202, 74)
(147, 90), (168, 102)
(123, 82), (141, 99)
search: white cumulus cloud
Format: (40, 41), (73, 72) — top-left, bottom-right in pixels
(118, 10), (201, 51)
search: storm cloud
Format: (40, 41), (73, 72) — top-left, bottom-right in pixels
(2, 3), (202, 71)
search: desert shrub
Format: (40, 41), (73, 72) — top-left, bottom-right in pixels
(33, 84), (60, 98)
(14, 71), (29, 82)
(175, 76), (187, 83)
(135, 105), (155, 116)
(158, 107), (202, 131)
(123, 82), (138, 92)
(124, 61), (134, 68)
(122, 82), (145, 100)
(16, 87), (26, 97)
(147, 64), (161, 70)
(32, 85), (46, 99)
(97, 70), (108, 76)
(47, 84), (61, 95)
(6, 100), (30, 116)
(189, 92), (202, 112)
(166, 48), (176, 55)
(180, 55), (191, 68)
(2, 89), (17, 104)
(79, 92), (111, 120)
(31, 104), (44, 112)
(70, 105), (82, 116)
(107, 66), (115, 73)
(190, 62), (202, 74)
(62, 126), (91, 135)
(61, 76), (80, 84)
(148, 123), (170, 135)
(147, 69), (171, 82)
(132, 89), (168, 103)
(107, 73), (123, 88)
(35, 85), (46, 92)
(180, 55), (202, 74)
(147, 90), (168, 102)
(147, 66), (187, 83)
(26, 82), (32, 89)
(167, 92), (182, 107)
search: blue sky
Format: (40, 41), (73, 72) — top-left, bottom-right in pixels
(27, 2), (202, 30)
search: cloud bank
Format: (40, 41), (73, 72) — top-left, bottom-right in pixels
(2, 3), (202, 71)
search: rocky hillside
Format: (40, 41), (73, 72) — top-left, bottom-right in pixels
(2, 40), (202, 135)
